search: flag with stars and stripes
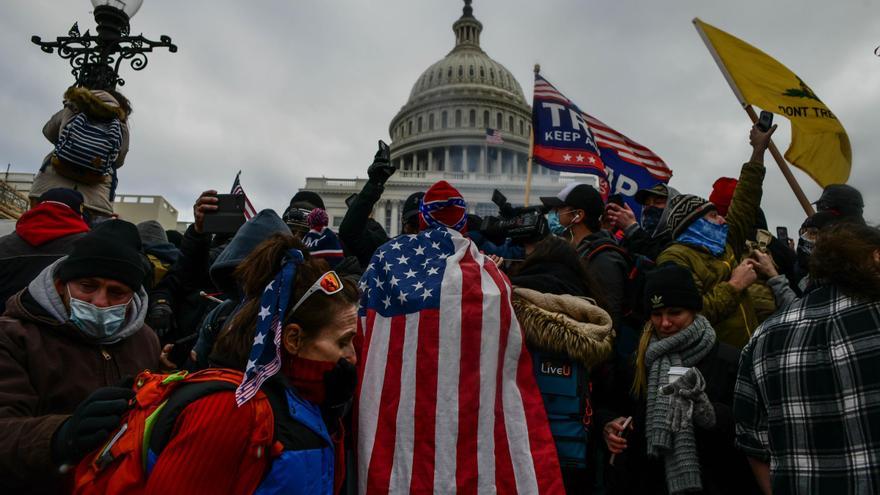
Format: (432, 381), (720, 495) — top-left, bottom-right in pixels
(235, 249), (302, 406)
(532, 73), (609, 196)
(355, 228), (564, 494)
(231, 170), (258, 220)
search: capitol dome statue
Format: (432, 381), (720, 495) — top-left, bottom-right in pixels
(303, 0), (570, 237)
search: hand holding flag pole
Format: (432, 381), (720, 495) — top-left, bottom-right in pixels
(692, 18), (846, 217)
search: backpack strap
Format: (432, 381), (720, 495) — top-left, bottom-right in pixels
(147, 380), (238, 457)
(581, 240), (630, 264)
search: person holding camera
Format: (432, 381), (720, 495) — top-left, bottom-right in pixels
(338, 141), (424, 267)
(593, 263), (759, 495)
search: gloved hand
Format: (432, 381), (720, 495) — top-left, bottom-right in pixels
(660, 367), (715, 431)
(146, 301), (174, 338)
(51, 384), (135, 465)
(322, 358), (358, 415)
(367, 140), (395, 185)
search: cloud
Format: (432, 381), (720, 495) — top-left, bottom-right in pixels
(1, 0), (876, 228)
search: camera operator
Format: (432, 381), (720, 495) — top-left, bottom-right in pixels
(338, 141), (424, 267)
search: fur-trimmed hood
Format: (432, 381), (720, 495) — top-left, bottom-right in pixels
(512, 287), (614, 369)
(63, 87), (126, 121)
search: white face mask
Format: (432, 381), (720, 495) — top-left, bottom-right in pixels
(67, 285), (131, 340)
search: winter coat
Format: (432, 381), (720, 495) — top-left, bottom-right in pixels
(591, 338), (759, 495)
(338, 179), (390, 267)
(30, 88), (131, 216)
(621, 223), (672, 262)
(657, 162), (766, 349)
(0, 262), (159, 494)
(577, 230), (629, 328)
(0, 202), (89, 314)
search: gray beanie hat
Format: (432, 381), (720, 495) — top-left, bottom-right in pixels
(137, 220), (168, 247)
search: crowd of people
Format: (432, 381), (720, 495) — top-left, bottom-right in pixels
(0, 93), (877, 495)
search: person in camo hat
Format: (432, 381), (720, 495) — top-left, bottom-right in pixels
(655, 123), (777, 349)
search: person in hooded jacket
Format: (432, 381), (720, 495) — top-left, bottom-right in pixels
(508, 236), (614, 494)
(593, 263), (759, 495)
(141, 234), (359, 495)
(0, 188), (89, 313)
(30, 87), (132, 217)
(655, 124), (776, 348)
(137, 220), (181, 289)
(0, 220), (159, 494)
(605, 183), (678, 262)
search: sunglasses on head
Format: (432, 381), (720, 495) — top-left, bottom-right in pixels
(288, 271), (344, 315)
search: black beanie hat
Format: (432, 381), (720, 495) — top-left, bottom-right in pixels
(289, 190), (325, 210)
(403, 191), (426, 226)
(57, 220), (146, 291)
(643, 263), (702, 312)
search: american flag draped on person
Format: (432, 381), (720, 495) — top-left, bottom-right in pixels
(356, 180), (564, 494)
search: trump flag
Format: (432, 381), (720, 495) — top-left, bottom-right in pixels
(356, 228), (563, 494)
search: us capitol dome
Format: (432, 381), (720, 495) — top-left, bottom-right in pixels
(303, 0), (573, 237)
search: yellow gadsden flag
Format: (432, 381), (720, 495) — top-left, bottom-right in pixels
(694, 18), (851, 186)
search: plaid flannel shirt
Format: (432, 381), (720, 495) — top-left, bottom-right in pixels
(734, 283), (880, 494)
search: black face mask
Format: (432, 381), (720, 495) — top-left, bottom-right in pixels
(640, 206), (664, 233)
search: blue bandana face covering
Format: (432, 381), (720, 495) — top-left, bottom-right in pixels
(640, 206), (663, 233)
(678, 218), (729, 257)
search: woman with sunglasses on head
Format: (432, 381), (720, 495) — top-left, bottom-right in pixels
(143, 234), (359, 495)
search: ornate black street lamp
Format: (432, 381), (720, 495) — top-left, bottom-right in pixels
(31, 0), (177, 91)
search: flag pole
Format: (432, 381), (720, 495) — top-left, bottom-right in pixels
(524, 63), (540, 207)
(692, 18), (815, 217)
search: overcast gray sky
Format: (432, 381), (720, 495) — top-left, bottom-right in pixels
(2, 0), (878, 229)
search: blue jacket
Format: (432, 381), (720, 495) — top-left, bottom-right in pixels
(256, 387), (335, 494)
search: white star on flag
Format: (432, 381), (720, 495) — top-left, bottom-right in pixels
(427, 267), (439, 276)
(383, 262), (393, 273)
(420, 288), (433, 300)
(258, 306), (271, 320)
(396, 254), (410, 265)
(376, 251), (385, 261)
(563, 154), (572, 161)
(246, 359), (256, 371)
(263, 281), (274, 293)
(413, 281), (425, 291)
(390, 241), (402, 250)
(390, 275), (400, 287)
(382, 296), (392, 309)
(373, 277), (384, 290)
(414, 245), (426, 256)
(576, 155), (585, 162)
(397, 291), (408, 304)
(588, 156), (596, 164)
(404, 269), (417, 279)
(253, 333), (265, 345)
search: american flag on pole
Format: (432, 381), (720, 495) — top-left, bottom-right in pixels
(356, 228), (564, 494)
(486, 128), (505, 145)
(231, 170), (258, 220)
(531, 73), (610, 197)
(583, 113), (672, 217)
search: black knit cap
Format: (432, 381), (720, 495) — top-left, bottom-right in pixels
(665, 194), (717, 239)
(403, 191), (426, 225)
(289, 190), (325, 210)
(644, 263), (702, 312)
(56, 220), (145, 291)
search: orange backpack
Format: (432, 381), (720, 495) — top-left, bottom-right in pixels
(72, 368), (275, 495)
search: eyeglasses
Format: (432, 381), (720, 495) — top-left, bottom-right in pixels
(289, 271), (344, 315)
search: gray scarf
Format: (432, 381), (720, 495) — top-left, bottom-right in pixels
(644, 315), (716, 494)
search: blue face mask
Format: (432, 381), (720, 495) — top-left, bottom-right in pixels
(677, 218), (729, 257)
(546, 210), (567, 236)
(67, 286), (130, 340)
(640, 206), (663, 233)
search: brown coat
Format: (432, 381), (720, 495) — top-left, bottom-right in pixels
(0, 290), (159, 494)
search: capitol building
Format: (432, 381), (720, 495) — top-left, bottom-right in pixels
(302, 1), (594, 236)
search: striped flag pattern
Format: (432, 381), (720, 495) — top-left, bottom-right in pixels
(584, 114), (672, 182)
(231, 171), (258, 220)
(485, 128), (505, 145)
(356, 228), (564, 494)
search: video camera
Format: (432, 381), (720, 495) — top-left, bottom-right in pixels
(479, 189), (549, 244)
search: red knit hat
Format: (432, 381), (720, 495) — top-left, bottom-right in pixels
(709, 177), (738, 217)
(419, 180), (468, 232)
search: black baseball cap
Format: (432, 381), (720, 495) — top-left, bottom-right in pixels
(540, 183), (604, 229)
(813, 184), (863, 216)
